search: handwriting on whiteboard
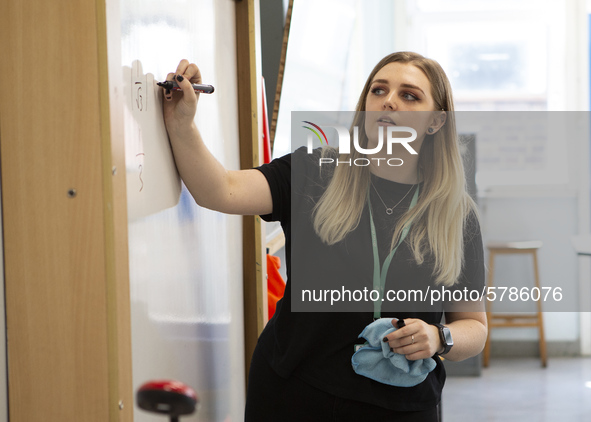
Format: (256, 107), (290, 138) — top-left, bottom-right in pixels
(123, 60), (181, 221)
(131, 61), (149, 113)
(137, 153), (145, 192)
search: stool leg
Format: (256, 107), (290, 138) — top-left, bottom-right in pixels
(483, 251), (496, 368)
(532, 250), (547, 368)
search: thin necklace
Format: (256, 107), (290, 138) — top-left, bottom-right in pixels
(370, 180), (416, 215)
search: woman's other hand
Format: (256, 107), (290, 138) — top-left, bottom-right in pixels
(383, 318), (442, 360)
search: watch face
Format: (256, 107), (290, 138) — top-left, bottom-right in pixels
(443, 327), (453, 346)
(438, 324), (453, 354)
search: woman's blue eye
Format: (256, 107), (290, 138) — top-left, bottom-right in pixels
(371, 87), (385, 95)
(403, 92), (418, 101)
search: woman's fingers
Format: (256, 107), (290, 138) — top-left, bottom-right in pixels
(388, 329), (422, 349)
(162, 60), (200, 132)
(391, 332), (426, 353)
(184, 63), (202, 84)
(164, 72), (175, 101)
(175, 60), (202, 83)
(175, 59), (190, 77)
(383, 318), (439, 360)
(174, 73), (196, 102)
(164, 61), (202, 104)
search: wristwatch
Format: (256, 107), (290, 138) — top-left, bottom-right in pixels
(434, 323), (453, 355)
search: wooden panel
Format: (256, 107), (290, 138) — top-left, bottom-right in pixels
(270, 0), (294, 149)
(0, 196), (5, 422)
(99, 0), (134, 419)
(236, 0), (267, 381)
(0, 0), (131, 420)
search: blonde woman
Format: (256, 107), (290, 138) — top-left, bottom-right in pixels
(163, 52), (487, 422)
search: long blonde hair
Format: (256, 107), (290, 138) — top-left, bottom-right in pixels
(312, 52), (478, 287)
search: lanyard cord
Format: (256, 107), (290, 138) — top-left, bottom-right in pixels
(368, 184), (420, 320)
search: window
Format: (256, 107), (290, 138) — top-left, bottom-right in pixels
(400, 0), (579, 190)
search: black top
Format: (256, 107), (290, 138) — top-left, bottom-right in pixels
(255, 147), (485, 411)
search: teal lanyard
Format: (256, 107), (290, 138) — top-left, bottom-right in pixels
(368, 184), (420, 320)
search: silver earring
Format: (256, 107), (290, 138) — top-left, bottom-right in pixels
(428, 127), (434, 134)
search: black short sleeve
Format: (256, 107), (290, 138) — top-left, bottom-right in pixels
(444, 210), (486, 312)
(254, 153), (291, 225)
(460, 210), (485, 288)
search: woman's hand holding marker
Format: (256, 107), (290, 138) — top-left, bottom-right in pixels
(162, 60), (202, 136)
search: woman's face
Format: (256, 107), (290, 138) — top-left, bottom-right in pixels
(364, 62), (445, 153)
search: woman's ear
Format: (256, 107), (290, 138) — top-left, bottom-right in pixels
(427, 111), (447, 135)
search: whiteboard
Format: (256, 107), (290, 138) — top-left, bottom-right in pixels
(117, 1), (245, 420)
(123, 60), (181, 221)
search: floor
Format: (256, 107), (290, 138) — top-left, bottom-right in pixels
(442, 357), (591, 421)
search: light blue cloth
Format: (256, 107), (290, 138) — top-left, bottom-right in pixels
(351, 318), (437, 387)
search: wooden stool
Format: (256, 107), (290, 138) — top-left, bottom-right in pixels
(482, 241), (547, 368)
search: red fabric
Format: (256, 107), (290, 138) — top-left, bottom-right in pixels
(267, 254), (286, 319)
(261, 76), (272, 164)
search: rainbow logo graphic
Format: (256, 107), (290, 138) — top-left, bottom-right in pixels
(302, 121), (329, 146)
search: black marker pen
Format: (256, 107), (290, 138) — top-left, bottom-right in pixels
(157, 80), (215, 94)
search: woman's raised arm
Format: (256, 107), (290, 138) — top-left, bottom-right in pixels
(162, 60), (273, 216)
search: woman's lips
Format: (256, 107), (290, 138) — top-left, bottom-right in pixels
(377, 116), (396, 126)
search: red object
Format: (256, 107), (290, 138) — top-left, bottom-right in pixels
(267, 254), (286, 319)
(138, 380), (197, 401)
(261, 76), (272, 164)
(137, 380), (198, 419)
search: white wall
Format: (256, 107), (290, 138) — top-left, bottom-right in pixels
(480, 193), (580, 342)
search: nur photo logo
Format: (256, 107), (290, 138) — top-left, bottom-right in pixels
(302, 120), (418, 167)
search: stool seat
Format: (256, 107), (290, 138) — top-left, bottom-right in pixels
(483, 240), (547, 368)
(487, 240), (543, 250)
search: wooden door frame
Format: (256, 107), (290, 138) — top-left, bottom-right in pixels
(235, 0), (268, 382)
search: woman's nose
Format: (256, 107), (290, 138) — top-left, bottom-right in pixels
(383, 93), (398, 110)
